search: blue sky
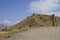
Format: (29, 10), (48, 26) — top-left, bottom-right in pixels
(0, 0), (60, 25)
(0, 0), (37, 25)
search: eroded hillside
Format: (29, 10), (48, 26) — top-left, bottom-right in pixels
(0, 14), (60, 40)
(9, 14), (60, 30)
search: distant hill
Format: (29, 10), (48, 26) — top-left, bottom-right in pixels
(0, 23), (10, 31)
(9, 14), (60, 30)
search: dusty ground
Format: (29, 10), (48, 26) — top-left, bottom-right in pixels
(0, 27), (60, 40)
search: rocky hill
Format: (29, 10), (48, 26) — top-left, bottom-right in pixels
(0, 14), (60, 40)
(9, 14), (60, 30)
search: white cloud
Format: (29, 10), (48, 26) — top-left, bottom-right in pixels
(1, 20), (12, 25)
(29, 0), (60, 16)
(0, 20), (21, 27)
(3, 20), (20, 25)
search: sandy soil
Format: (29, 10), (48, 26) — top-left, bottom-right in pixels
(1, 27), (60, 40)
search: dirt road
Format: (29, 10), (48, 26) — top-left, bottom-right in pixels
(1, 27), (60, 40)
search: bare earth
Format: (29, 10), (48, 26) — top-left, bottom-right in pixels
(1, 27), (60, 40)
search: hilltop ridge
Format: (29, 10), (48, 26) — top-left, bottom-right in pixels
(9, 14), (60, 30)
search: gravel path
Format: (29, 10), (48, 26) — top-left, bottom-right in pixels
(1, 27), (60, 40)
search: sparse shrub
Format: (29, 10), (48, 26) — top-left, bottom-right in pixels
(29, 25), (32, 27)
(32, 19), (35, 20)
(52, 14), (55, 16)
(40, 24), (44, 26)
(40, 17), (43, 19)
(1, 29), (6, 31)
(27, 16), (29, 18)
(38, 14), (40, 16)
(5, 35), (11, 38)
(18, 27), (21, 29)
(32, 13), (35, 15)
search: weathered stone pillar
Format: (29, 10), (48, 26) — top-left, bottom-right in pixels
(52, 14), (55, 26)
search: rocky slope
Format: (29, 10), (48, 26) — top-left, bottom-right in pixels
(0, 14), (60, 40)
(9, 14), (60, 30)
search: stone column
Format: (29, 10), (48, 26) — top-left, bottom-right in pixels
(52, 14), (55, 26)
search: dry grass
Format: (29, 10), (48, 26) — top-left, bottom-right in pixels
(0, 27), (60, 40)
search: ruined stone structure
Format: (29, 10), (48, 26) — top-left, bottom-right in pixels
(52, 14), (55, 26)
